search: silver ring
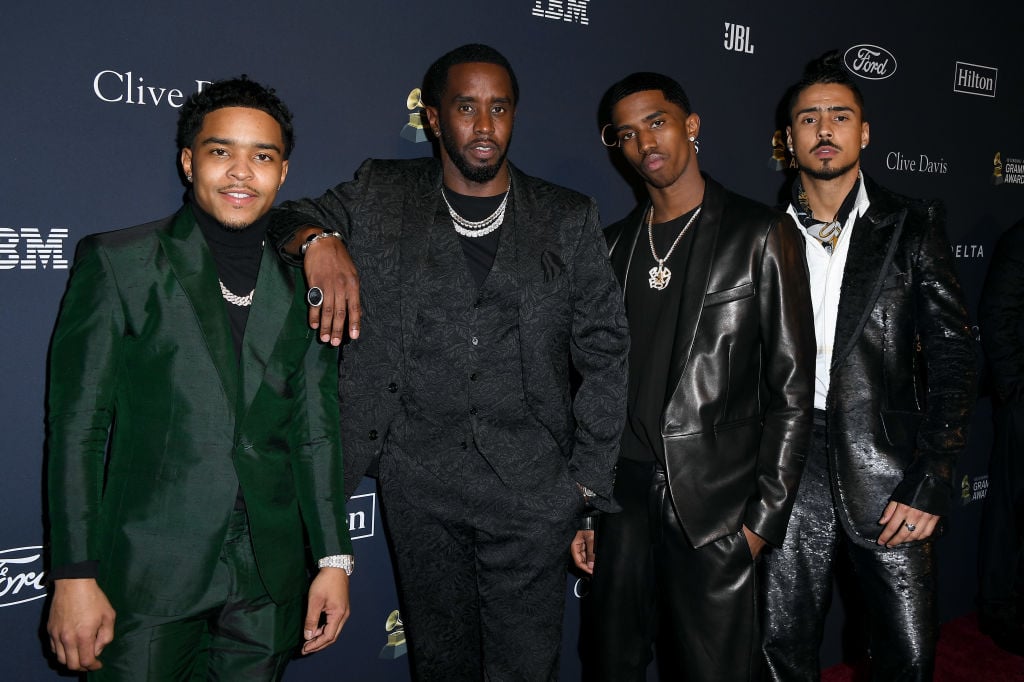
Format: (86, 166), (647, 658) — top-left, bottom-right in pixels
(306, 286), (324, 307)
(905, 522), (916, 532)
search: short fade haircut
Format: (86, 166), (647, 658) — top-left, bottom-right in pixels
(176, 75), (295, 159)
(598, 72), (692, 128)
(421, 43), (520, 108)
(785, 50), (867, 124)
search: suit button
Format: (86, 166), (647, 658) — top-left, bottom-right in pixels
(470, 373), (477, 381)
(387, 382), (398, 393)
(471, 336), (479, 345)
(368, 430), (378, 440)
(460, 441), (468, 450)
(469, 407), (478, 415)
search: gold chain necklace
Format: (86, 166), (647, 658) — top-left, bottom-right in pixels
(647, 206), (702, 290)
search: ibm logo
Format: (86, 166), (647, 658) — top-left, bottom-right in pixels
(531, 0), (589, 26)
(0, 228), (70, 270)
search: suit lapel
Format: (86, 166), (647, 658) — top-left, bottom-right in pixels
(239, 246), (295, 413)
(157, 207), (239, 407)
(399, 164), (444, 346)
(831, 185), (905, 371)
(665, 176), (723, 403)
(609, 204), (647, 289)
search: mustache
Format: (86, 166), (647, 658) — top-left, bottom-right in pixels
(812, 140), (842, 151)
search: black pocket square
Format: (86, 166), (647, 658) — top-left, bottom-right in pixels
(541, 250), (564, 282)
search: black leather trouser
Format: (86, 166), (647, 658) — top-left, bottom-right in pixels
(583, 458), (760, 681)
(761, 420), (938, 681)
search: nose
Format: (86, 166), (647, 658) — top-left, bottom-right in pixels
(635, 127), (657, 154)
(474, 111), (494, 135)
(815, 118), (833, 139)
(228, 157), (254, 181)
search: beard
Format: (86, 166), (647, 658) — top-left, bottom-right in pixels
(799, 158), (859, 181)
(439, 122), (511, 185)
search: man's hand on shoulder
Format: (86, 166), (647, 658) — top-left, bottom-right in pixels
(302, 567), (351, 655)
(287, 226), (361, 346)
(47, 578), (116, 672)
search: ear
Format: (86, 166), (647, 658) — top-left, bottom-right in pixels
(686, 113), (701, 140)
(785, 126), (793, 148)
(861, 121), (870, 149)
(424, 106), (441, 137)
(279, 159), (289, 186)
(180, 148), (193, 180)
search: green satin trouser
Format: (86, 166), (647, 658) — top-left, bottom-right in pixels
(90, 508), (303, 682)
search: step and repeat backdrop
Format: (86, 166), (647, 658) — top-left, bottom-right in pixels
(2, 1), (1021, 679)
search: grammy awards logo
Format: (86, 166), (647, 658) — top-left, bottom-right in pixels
(993, 152), (1003, 185)
(379, 609), (408, 659)
(400, 88), (428, 143)
(961, 474), (972, 505)
(769, 130), (788, 171)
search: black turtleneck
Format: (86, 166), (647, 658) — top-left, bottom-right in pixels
(191, 195), (269, 356)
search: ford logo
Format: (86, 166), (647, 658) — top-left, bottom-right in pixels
(0, 546), (47, 607)
(844, 44), (898, 80)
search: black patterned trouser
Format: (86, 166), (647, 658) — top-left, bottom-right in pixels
(377, 440), (579, 682)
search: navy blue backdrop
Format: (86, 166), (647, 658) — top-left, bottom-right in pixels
(2, 1), (1022, 679)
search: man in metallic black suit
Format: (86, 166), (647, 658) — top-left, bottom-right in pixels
(761, 51), (977, 680)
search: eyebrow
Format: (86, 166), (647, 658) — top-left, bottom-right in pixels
(452, 95), (513, 104)
(200, 136), (282, 153)
(795, 105), (856, 116)
(615, 109), (667, 131)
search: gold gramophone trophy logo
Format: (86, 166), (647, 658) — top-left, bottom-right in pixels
(993, 151), (1004, 185)
(378, 609), (408, 659)
(961, 474), (972, 505)
(769, 130), (788, 171)
(400, 88), (428, 143)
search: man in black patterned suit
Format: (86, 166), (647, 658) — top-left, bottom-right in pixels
(271, 44), (629, 680)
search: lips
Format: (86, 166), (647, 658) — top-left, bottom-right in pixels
(219, 187), (259, 207)
(467, 138), (499, 161)
(812, 144), (840, 158)
(641, 153), (666, 172)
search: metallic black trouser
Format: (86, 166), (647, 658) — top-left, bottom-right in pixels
(761, 420), (937, 681)
(584, 458), (760, 681)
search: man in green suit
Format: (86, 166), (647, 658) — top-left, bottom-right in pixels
(44, 77), (353, 680)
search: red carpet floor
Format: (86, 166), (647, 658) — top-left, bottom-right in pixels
(821, 613), (1024, 681)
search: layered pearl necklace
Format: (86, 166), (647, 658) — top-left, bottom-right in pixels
(441, 181), (511, 238)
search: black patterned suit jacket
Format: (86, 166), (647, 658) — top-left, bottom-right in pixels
(273, 158), (629, 506)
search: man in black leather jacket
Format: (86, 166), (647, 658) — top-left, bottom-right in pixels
(572, 71), (815, 681)
(761, 51), (977, 681)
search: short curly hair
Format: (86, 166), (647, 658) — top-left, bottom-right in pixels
(176, 75), (295, 158)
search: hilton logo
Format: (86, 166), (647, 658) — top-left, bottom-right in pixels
(0, 227), (69, 270)
(844, 45), (898, 80)
(531, 0), (590, 26)
(953, 62), (997, 97)
(347, 492), (377, 541)
(723, 22), (755, 54)
(93, 70), (212, 108)
(0, 546), (47, 608)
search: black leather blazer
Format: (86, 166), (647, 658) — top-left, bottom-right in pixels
(605, 174), (815, 548)
(822, 175), (976, 547)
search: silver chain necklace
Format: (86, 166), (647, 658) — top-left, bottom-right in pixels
(441, 182), (511, 238)
(648, 205), (702, 290)
(220, 280), (254, 307)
